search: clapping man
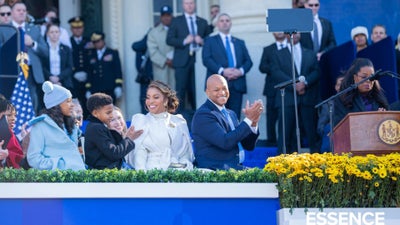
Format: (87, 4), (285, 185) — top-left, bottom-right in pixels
(202, 13), (252, 118)
(191, 74), (262, 170)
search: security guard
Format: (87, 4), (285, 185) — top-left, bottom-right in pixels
(68, 16), (92, 117)
(86, 31), (123, 102)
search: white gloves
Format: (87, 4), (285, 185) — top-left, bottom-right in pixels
(73, 71), (88, 82)
(85, 91), (91, 99)
(114, 87), (122, 99)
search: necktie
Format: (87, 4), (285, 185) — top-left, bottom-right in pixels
(293, 46), (301, 74)
(221, 109), (245, 163)
(18, 26), (26, 52)
(313, 20), (320, 53)
(189, 16), (197, 50)
(279, 43), (284, 50)
(225, 36), (234, 68)
(97, 50), (103, 60)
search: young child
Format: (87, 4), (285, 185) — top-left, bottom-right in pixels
(108, 106), (127, 137)
(27, 82), (85, 170)
(84, 93), (143, 169)
(72, 98), (85, 160)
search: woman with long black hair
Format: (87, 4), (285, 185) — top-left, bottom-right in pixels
(26, 81), (85, 170)
(333, 58), (389, 126)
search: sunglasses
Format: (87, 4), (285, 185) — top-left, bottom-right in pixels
(308, 4), (320, 7)
(75, 115), (83, 121)
(0, 12), (11, 17)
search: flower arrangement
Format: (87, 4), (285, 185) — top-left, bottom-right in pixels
(264, 152), (400, 210)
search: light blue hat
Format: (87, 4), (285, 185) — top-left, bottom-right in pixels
(42, 81), (72, 109)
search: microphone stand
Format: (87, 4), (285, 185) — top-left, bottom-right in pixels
(384, 71), (400, 81)
(314, 72), (383, 152)
(288, 31), (302, 153)
(276, 86), (287, 154)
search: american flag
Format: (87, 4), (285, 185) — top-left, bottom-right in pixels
(10, 71), (35, 136)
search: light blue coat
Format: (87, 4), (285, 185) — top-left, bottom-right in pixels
(27, 115), (86, 171)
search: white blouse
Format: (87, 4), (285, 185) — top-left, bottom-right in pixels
(126, 112), (194, 170)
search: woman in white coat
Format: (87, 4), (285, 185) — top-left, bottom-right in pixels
(126, 80), (194, 170)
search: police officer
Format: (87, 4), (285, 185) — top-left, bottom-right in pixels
(86, 31), (123, 102)
(68, 16), (92, 118)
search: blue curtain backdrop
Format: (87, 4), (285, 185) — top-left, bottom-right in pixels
(318, 0), (400, 103)
(319, 0), (400, 46)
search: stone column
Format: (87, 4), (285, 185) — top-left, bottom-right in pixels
(119, 0), (153, 118)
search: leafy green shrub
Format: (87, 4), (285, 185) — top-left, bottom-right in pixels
(0, 168), (277, 183)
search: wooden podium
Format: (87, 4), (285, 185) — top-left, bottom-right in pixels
(333, 111), (400, 155)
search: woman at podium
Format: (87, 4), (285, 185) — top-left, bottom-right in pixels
(333, 58), (389, 126)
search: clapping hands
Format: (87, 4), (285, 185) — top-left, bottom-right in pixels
(125, 125), (144, 141)
(243, 99), (264, 126)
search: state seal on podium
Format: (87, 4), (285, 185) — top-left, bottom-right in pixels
(378, 120), (400, 145)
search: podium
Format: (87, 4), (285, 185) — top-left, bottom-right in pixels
(333, 111), (400, 155)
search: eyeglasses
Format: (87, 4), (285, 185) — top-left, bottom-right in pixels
(75, 115), (83, 121)
(308, 4), (320, 7)
(355, 74), (372, 81)
(0, 12), (11, 17)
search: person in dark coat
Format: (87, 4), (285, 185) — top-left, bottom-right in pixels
(333, 58), (389, 126)
(41, 23), (74, 90)
(269, 33), (320, 154)
(191, 75), (262, 170)
(166, 0), (211, 115)
(68, 16), (92, 118)
(259, 32), (288, 146)
(202, 13), (253, 118)
(84, 93), (143, 169)
(85, 32), (123, 102)
(301, 0), (336, 60)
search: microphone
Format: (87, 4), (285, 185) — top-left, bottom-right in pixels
(274, 75), (306, 89)
(367, 69), (386, 81)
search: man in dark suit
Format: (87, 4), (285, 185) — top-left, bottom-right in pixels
(259, 32), (288, 146)
(191, 74), (263, 170)
(301, 0), (336, 61)
(85, 31), (123, 102)
(68, 16), (92, 118)
(11, 2), (48, 113)
(166, 0), (210, 115)
(269, 33), (320, 154)
(202, 13), (252, 118)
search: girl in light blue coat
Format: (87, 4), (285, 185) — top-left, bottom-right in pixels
(27, 81), (85, 170)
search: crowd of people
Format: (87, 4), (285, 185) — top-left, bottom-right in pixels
(0, 0), (399, 171)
